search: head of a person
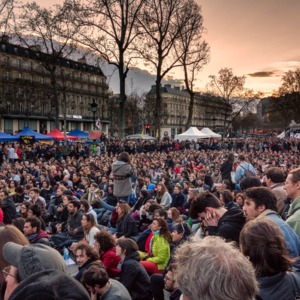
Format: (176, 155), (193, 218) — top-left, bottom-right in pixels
(116, 202), (131, 218)
(188, 187), (199, 201)
(23, 217), (41, 236)
(239, 177), (262, 191)
(157, 183), (167, 196)
(240, 218), (293, 277)
(12, 218), (26, 234)
(235, 193), (245, 207)
(238, 154), (246, 162)
(164, 263), (178, 292)
(171, 222), (191, 244)
(82, 265), (109, 296)
(167, 207), (181, 222)
(29, 188), (39, 200)
(81, 213), (97, 233)
(284, 167), (300, 200)
(80, 200), (90, 213)
(175, 237), (258, 300)
(227, 153), (235, 163)
(264, 167), (285, 186)
(243, 187), (277, 219)
(118, 152), (130, 163)
(28, 204), (42, 218)
(153, 208), (168, 220)
(140, 189), (149, 199)
(0, 190), (8, 202)
(2, 243), (66, 299)
(75, 243), (99, 268)
(116, 238), (138, 258)
(68, 200), (80, 215)
(220, 189), (234, 205)
(94, 230), (116, 254)
(190, 191), (221, 220)
(150, 218), (171, 242)
(173, 185), (182, 195)
(0, 225), (28, 286)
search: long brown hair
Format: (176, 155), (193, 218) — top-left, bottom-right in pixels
(0, 225), (29, 284)
(240, 218), (294, 276)
(82, 213), (97, 234)
(117, 202), (131, 220)
(153, 218), (171, 242)
(156, 183), (167, 199)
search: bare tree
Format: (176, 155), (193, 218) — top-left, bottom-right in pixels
(67, 0), (145, 139)
(13, 1), (79, 128)
(136, 0), (194, 138)
(279, 69), (300, 94)
(174, 0), (210, 130)
(208, 68), (251, 134)
(0, 0), (15, 36)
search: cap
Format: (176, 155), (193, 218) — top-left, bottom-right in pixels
(3, 242), (66, 281)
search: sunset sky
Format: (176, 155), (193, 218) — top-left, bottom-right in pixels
(36, 0), (300, 95)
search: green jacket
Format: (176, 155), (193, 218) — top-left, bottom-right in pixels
(286, 196), (300, 237)
(147, 234), (170, 270)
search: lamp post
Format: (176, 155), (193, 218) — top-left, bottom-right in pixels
(89, 99), (98, 130)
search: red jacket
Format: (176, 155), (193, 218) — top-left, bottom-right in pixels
(101, 247), (121, 278)
(0, 208), (3, 223)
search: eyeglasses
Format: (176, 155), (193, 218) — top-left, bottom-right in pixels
(2, 266), (15, 279)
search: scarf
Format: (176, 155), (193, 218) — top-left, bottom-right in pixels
(149, 230), (160, 257)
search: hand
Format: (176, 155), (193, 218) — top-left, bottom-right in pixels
(203, 211), (218, 226)
(57, 205), (63, 212)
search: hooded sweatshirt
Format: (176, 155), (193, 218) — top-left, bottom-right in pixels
(207, 208), (245, 244)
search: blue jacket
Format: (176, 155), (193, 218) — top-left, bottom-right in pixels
(235, 162), (256, 183)
(258, 210), (300, 268)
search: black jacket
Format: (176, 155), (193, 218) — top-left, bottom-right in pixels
(220, 160), (233, 182)
(116, 213), (138, 238)
(2, 196), (16, 224)
(207, 208), (245, 244)
(75, 260), (104, 282)
(120, 251), (152, 300)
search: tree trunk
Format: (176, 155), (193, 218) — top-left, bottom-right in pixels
(118, 50), (127, 139)
(50, 73), (59, 129)
(185, 91), (194, 130)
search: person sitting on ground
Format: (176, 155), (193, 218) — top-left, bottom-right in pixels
(242, 186), (300, 267)
(240, 218), (300, 300)
(74, 243), (104, 282)
(174, 236), (258, 300)
(190, 191), (245, 244)
(80, 213), (100, 247)
(151, 222), (191, 300)
(80, 182), (104, 209)
(50, 200), (84, 250)
(28, 203), (47, 231)
(115, 202), (138, 238)
(81, 265), (131, 300)
(163, 264), (182, 300)
(23, 216), (50, 245)
(2, 242), (89, 300)
(116, 238), (152, 300)
(167, 207), (183, 227)
(155, 183), (171, 210)
(220, 189), (240, 210)
(139, 218), (171, 275)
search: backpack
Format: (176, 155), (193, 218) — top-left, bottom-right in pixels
(240, 164), (255, 177)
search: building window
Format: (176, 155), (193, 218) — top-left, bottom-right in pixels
(4, 119), (13, 134)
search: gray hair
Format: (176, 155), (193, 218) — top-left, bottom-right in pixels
(175, 237), (258, 300)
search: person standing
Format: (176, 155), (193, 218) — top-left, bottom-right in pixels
(112, 152), (134, 203)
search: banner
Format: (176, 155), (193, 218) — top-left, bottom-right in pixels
(89, 130), (102, 140)
(20, 136), (35, 145)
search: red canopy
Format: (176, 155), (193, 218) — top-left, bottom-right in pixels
(46, 128), (78, 141)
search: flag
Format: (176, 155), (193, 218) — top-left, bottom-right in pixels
(96, 118), (101, 130)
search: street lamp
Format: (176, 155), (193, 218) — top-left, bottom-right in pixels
(89, 99), (98, 130)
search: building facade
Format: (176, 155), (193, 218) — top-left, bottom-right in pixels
(0, 39), (110, 134)
(146, 84), (232, 138)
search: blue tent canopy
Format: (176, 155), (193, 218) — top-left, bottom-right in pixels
(0, 132), (19, 142)
(14, 127), (54, 140)
(68, 129), (89, 139)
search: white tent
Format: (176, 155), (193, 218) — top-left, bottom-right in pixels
(174, 127), (207, 141)
(199, 127), (222, 138)
(277, 131), (285, 139)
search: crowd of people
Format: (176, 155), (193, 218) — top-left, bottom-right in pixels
(0, 136), (300, 300)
